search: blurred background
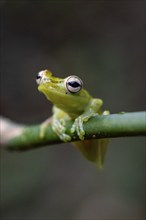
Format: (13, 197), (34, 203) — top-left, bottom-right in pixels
(0, 1), (145, 219)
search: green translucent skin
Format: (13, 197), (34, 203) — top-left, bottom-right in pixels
(37, 70), (109, 168)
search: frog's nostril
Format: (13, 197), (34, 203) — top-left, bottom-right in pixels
(36, 74), (41, 79)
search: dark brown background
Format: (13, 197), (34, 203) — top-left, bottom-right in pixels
(0, 1), (145, 219)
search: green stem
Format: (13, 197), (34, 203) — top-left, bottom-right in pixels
(3, 111), (146, 151)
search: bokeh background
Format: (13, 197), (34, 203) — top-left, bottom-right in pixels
(0, 1), (145, 219)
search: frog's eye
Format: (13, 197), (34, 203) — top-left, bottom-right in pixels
(36, 71), (44, 85)
(65, 75), (83, 94)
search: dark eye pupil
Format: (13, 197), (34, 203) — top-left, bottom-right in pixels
(68, 81), (80, 88)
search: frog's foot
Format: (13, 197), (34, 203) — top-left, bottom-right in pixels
(52, 118), (71, 142)
(71, 113), (97, 141)
(70, 110), (110, 140)
(40, 118), (52, 138)
(71, 116), (85, 140)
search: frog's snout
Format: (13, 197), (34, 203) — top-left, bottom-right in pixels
(36, 70), (51, 85)
(36, 71), (44, 85)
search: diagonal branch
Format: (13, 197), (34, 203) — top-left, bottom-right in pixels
(1, 112), (146, 151)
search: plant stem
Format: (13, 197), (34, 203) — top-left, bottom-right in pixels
(1, 111), (146, 151)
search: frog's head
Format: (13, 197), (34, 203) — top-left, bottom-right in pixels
(36, 70), (85, 108)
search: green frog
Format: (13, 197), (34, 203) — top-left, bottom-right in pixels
(36, 70), (109, 168)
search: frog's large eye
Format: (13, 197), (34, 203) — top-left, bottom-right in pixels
(65, 75), (83, 94)
(36, 71), (44, 85)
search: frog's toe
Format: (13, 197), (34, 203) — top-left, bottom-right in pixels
(52, 119), (64, 136)
(53, 119), (65, 133)
(60, 133), (71, 142)
(71, 117), (85, 140)
(103, 110), (110, 115)
(52, 119), (71, 142)
(77, 117), (85, 140)
(70, 123), (76, 133)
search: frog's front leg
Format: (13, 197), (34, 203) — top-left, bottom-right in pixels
(52, 106), (71, 142)
(71, 98), (107, 140)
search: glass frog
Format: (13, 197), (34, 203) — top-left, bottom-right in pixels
(36, 70), (109, 169)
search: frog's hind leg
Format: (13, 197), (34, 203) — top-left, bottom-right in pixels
(74, 138), (109, 169)
(40, 118), (52, 138)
